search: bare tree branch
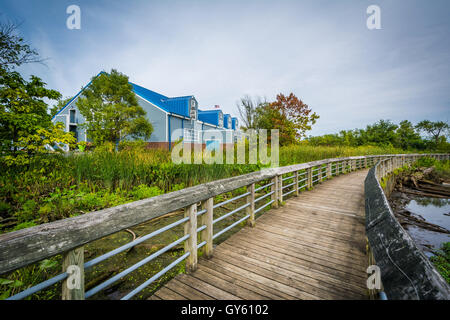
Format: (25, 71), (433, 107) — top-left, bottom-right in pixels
(0, 17), (47, 71)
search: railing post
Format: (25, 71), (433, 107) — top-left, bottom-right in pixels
(352, 159), (356, 171)
(307, 167), (313, 189)
(327, 162), (332, 179)
(184, 203), (197, 273)
(246, 183), (255, 227)
(294, 171), (299, 196)
(62, 247), (85, 300)
(279, 175), (283, 204)
(271, 176), (279, 208)
(201, 198), (213, 259)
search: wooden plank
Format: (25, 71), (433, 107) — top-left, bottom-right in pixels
(270, 209), (366, 234)
(199, 259), (294, 300)
(184, 203), (198, 273)
(231, 227), (368, 272)
(211, 250), (321, 300)
(214, 245), (362, 300)
(205, 256), (314, 300)
(190, 268), (268, 300)
(246, 183), (255, 227)
(201, 197), (214, 258)
(196, 263), (283, 300)
(281, 205), (365, 225)
(153, 286), (187, 300)
(256, 215), (367, 245)
(256, 212), (366, 241)
(253, 223), (367, 258)
(222, 240), (367, 295)
(176, 273), (241, 300)
(164, 278), (215, 300)
(225, 235), (367, 286)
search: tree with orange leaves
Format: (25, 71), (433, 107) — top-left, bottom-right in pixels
(255, 93), (319, 145)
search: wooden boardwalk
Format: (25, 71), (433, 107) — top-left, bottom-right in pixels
(150, 170), (369, 300)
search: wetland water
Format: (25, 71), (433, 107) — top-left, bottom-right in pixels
(399, 195), (450, 257)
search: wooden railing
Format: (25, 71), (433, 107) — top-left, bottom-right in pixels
(365, 153), (450, 300)
(0, 153), (447, 300)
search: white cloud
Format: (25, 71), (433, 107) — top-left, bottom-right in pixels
(9, 0), (450, 135)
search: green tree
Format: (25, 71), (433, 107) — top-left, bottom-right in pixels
(416, 120), (449, 146)
(361, 120), (398, 147)
(395, 120), (423, 150)
(76, 69), (153, 145)
(0, 70), (76, 164)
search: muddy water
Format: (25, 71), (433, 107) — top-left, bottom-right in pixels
(403, 197), (450, 257)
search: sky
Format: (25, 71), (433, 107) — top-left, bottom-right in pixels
(1, 0), (449, 136)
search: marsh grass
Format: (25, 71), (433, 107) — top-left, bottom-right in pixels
(0, 143), (428, 300)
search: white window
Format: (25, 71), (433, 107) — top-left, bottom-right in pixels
(190, 99), (197, 120)
(218, 113), (223, 128)
(183, 128), (201, 142)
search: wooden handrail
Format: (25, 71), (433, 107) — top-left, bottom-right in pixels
(365, 153), (450, 299)
(0, 153), (445, 275)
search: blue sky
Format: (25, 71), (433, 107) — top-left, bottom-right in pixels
(1, 0), (449, 136)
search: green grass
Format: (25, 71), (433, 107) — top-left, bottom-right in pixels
(0, 143), (439, 300)
(431, 242), (450, 284)
(0, 143), (418, 230)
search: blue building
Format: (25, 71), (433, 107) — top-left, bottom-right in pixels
(51, 72), (240, 149)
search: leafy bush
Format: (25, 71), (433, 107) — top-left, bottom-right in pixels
(431, 242), (450, 284)
(131, 185), (164, 200)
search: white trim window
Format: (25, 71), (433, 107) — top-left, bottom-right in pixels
(218, 113), (223, 128)
(183, 128), (201, 142)
(190, 99), (197, 120)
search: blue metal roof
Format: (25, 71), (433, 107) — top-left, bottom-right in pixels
(52, 72), (222, 121)
(232, 117), (238, 130)
(198, 109), (222, 126)
(52, 73), (195, 120)
(130, 82), (192, 117)
(224, 114), (232, 129)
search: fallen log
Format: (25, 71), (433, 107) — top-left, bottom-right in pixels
(416, 184), (450, 197)
(400, 188), (448, 199)
(395, 210), (449, 234)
